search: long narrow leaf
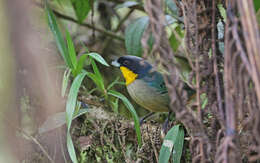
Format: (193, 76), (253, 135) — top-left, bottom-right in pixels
(38, 108), (89, 134)
(159, 125), (180, 163)
(87, 52), (110, 66)
(74, 54), (87, 76)
(66, 72), (87, 130)
(108, 90), (142, 146)
(66, 29), (77, 70)
(66, 72), (87, 163)
(71, 0), (91, 23)
(62, 68), (71, 97)
(45, 4), (72, 68)
(85, 72), (103, 91)
(172, 127), (184, 163)
(107, 76), (120, 90)
(91, 59), (105, 91)
(91, 59), (103, 83)
(165, 0), (179, 16)
(125, 16), (149, 56)
(67, 132), (77, 163)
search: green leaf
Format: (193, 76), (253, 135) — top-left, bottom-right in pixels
(39, 108), (89, 134)
(172, 127), (184, 163)
(39, 112), (66, 134)
(74, 54), (87, 76)
(108, 90), (142, 146)
(66, 29), (77, 70)
(159, 125), (181, 163)
(165, 15), (178, 25)
(85, 71), (104, 92)
(67, 132), (78, 163)
(256, 10), (260, 26)
(165, 0), (179, 16)
(110, 98), (119, 114)
(147, 33), (155, 51)
(169, 25), (183, 52)
(254, 0), (260, 12)
(217, 4), (226, 22)
(66, 72), (87, 131)
(217, 20), (224, 54)
(87, 52), (109, 66)
(91, 59), (103, 84)
(71, 0), (91, 23)
(91, 59), (106, 92)
(115, 1), (140, 10)
(45, 4), (72, 68)
(125, 16), (149, 56)
(200, 93), (208, 109)
(107, 77), (121, 90)
(62, 68), (71, 97)
(66, 72), (87, 163)
(73, 107), (89, 119)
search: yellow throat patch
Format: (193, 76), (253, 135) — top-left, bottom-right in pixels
(120, 66), (138, 85)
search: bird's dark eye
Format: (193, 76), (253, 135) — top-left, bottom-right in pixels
(123, 60), (130, 66)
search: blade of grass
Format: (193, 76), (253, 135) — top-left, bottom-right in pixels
(66, 72), (87, 130)
(66, 72), (87, 163)
(85, 71), (103, 92)
(38, 108), (89, 134)
(90, 59), (105, 92)
(91, 59), (103, 83)
(66, 29), (77, 70)
(108, 90), (142, 146)
(110, 98), (119, 114)
(87, 52), (110, 66)
(159, 125), (180, 163)
(172, 126), (184, 163)
(67, 133), (77, 163)
(107, 76), (120, 90)
(74, 54), (87, 76)
(62, 68), (71, 97)
(45, 4), (73, 68)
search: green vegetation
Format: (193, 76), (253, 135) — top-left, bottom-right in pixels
(2, 0), (259, 162)
(45, 4), (143, 162)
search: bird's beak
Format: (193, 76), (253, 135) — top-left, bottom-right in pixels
(111, 59), (120, 67)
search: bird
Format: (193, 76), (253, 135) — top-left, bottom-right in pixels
(112, 55), (172, 131)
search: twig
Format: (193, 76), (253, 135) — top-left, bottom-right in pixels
(212, 0), (225, 123)
(101, 8), (134, 53)
(26, 133), (55, 163)
(224, 3), (236, 137)
(194, 0), (202, 122)
(53, 10), (125, 41)
(0, 112), (55, 163)
(114, 8), (134, 32)
(34, 1), (124, 41)
(1, 114), (55, 163)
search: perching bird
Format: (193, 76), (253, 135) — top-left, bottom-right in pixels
(112, 55), (171, 129)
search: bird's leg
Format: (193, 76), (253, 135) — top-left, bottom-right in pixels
(139, 112), (155, 125)
(162, 111), (172, 134)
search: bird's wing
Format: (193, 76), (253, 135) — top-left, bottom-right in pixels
(143, 71), (168, 94)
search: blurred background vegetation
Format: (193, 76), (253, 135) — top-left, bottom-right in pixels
(0, 0), (260, 162)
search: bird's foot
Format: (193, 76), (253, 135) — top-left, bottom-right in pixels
(162, 117), (169, 134)
(139, 112), (155, 126)
(162, 111), (172, 134)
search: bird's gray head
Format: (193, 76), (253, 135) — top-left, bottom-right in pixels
(112, 55), (152, 77)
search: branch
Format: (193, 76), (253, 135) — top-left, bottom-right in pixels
(34, 2), (125, 41)
(53, 10), (125, 41)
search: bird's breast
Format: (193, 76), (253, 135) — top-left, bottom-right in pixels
(127, 79), (169, 112)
